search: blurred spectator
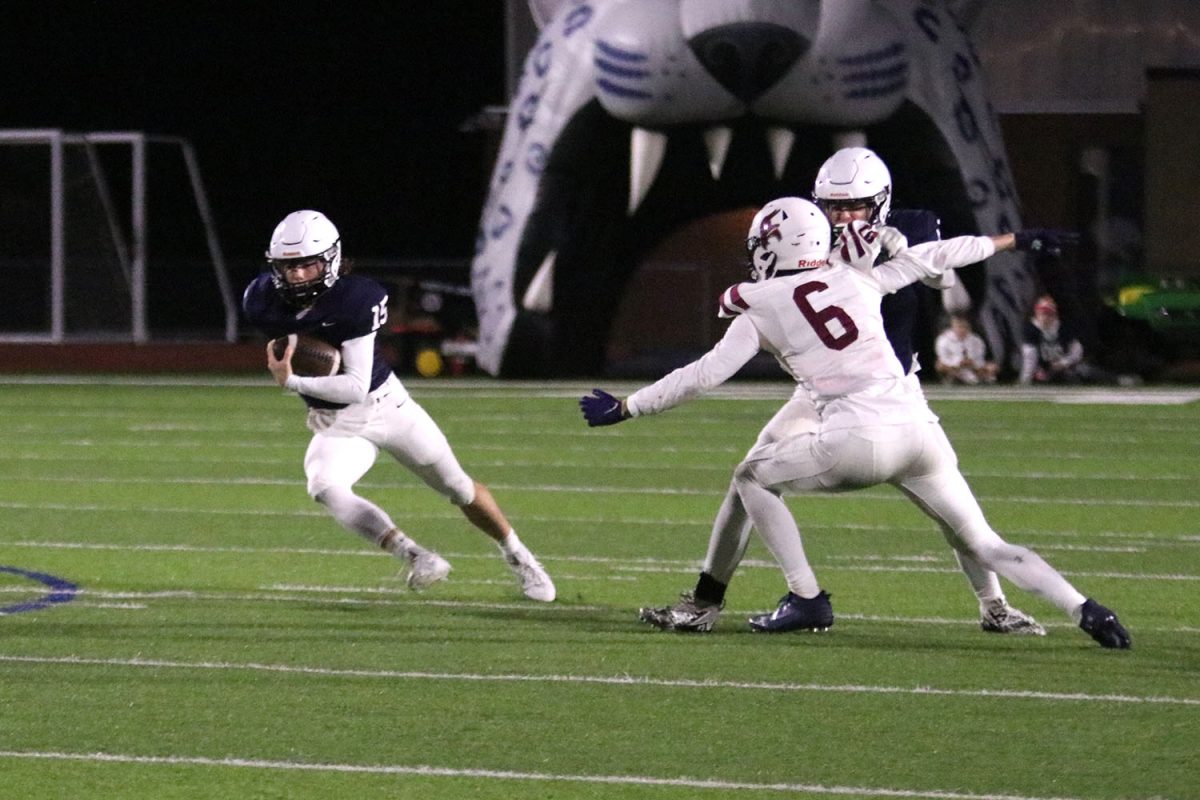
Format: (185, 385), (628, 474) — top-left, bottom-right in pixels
(1019, 295), (1126, 385)
(934, 313), (998, 385)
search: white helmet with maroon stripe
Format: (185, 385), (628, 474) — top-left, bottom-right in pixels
(745, 197), (830, 282)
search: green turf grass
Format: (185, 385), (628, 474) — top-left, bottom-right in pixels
(1, 378), (1197, 799)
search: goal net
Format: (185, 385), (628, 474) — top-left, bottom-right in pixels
(0, 129), (238, 342)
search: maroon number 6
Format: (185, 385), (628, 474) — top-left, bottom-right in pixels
(793, 282), (858, 350)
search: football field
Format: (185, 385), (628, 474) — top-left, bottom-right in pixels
(1, 377), (1197, 799)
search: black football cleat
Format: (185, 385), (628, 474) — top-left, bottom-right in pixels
(1079, 599), (1131, 649)
(749, 590), (834, 633)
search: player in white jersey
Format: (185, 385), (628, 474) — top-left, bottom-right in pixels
(580, 198), (1129, 649)
(633, 147), (1050, 638)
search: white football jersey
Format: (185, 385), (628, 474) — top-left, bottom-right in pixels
(626, 232), (996, 431)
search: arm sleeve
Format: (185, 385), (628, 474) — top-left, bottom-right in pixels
(907, 236), (997, 272)
(872, 235), (997, 295)
(284, 332), (374, 403)
(920, 269), (957, 290)
(626, 315), (761, 417)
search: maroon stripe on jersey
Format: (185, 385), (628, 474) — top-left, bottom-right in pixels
(720, 284), (750, 316)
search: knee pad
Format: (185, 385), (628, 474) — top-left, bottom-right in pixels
(408, 458), (475, 506)
(443, 472), (476, 506)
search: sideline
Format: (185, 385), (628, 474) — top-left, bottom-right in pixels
(1, 375), (1198, 405)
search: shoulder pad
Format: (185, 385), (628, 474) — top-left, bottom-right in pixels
(338, 275), (388, 307)
(241, 273), (276, 319)
(887, 208), (942, 244)
(717, 283), (751, 318)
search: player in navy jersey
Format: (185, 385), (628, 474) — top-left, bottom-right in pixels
(243, 210), (554, 601)
(813, 149), (1042, 634)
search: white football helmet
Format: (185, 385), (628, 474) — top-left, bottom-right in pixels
(813, 146), (892, 228)
(745, 197), (830, 282)
(266, 210), (343, 306)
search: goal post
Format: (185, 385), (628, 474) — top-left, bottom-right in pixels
(0, 129), (238, 343)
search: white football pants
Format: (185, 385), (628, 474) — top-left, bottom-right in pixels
(704, 388), (1008, 606)
(733, 420), (1088, 616)
(301, 378), (475, 543)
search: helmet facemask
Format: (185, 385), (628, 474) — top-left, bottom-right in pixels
(269, 243), (342, 307)
(815, 189), (890, 237)
(813, 146), (893, 237)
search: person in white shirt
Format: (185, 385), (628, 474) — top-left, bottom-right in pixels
(580, 198), (1129, 649)
(935, 313), (998, 385)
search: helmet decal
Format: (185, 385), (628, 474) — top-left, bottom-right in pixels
(745, 197), (830, 282)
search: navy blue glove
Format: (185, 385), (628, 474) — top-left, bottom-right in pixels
(1013, 229), (1079, 257)
(580, 389), (629, 427)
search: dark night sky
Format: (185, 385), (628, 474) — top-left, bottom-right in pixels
(6, 2), (508, 269)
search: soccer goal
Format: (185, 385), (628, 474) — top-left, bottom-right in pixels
(0, 129), (238, 343)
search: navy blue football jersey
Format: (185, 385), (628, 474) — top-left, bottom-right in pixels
(242, 273), (393, 409)
(879, 208), (942, 373)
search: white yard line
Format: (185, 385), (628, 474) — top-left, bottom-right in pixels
(1, 583), (1196, 635)
(1, 539), (1195, 582)
(7, 451), (1199, 483)
(0, 748), (1110, 800)
(1, 478), (1198, 508)
(0, 653), (1195, 708)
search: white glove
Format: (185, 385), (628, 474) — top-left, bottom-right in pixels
(877, 225), (908, 257)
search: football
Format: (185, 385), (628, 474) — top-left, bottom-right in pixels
(270, 333), (341, 377)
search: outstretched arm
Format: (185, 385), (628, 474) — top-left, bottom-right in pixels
(993, 229), (1080, 256)
(579, 314), (761, 426)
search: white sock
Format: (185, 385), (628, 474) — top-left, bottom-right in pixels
(702, 483), (754, 585)
(317, 486), (416, 553)
(379, 528), (422, 559)
(734, 474), (821, 598)
(498, 529), (523, 558)
(954, 551), (1004, 609)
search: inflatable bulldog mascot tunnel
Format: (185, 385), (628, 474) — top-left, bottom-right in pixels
(471, 0), (1032, 377)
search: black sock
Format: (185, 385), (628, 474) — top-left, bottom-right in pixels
(694, 572), (727, 606)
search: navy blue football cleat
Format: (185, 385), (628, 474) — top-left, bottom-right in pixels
(1078, 599), (1131, 649)
(749, 590), (833, 633)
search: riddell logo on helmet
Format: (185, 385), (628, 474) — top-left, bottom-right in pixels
(795, 258), (828, 267)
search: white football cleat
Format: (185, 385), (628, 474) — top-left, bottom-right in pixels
(506, 550), (555, 602)
(980, 598), (1046, 636)
(404, 550), (451, 591)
